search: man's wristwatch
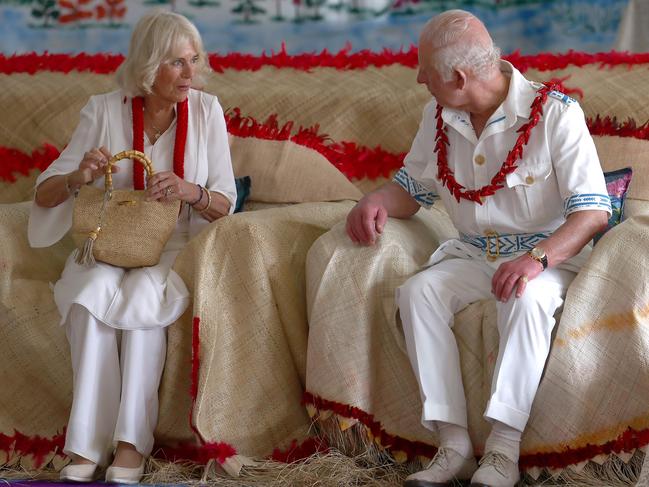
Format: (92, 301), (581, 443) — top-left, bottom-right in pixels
(527, 246), (548, 270)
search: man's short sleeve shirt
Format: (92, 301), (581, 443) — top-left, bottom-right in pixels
(393, 61), (611, 238)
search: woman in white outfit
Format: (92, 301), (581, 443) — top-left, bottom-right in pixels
(28, 10), (236, 484)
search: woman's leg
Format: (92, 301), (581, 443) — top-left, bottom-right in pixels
(64, 304), (121, 467)
(112, 327), (167, 466)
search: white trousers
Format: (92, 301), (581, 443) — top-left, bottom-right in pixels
(397, 257), (575, 432)
(64, 304), (167, 466)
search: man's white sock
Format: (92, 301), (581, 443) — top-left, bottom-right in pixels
(435, 421), (473, 459)
(484, 421), (522, 463)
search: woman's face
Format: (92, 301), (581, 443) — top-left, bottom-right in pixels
(152, 39), (199, 105)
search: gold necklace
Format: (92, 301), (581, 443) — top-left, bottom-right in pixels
(149, 121), (163, 141)
(144, 108), (170, 141)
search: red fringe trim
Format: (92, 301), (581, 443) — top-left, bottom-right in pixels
(2, 107), (648, 186)
(189, 316), (206, 445)
(0, 429), (237, 468)
(303, 392), (649, 470)
(3, 49), (649, 75)
(0, 52), (124, 74)
(186, 316), (240, 465)
(505, 50), (649, 73)
(270, 437), (329, 463)
(224, 108), (405, 180)
(209, 44), (419, 73)
(0, 430), (66, 469)
(0, 429), (321, 468)
(0, 144), (60, 182)
(588, 115), (649, 139)
(302, 392), (438, 460)
(519, 427), (649, 470)
(5, 414), (649, 471)
(155, 440), (237, 465)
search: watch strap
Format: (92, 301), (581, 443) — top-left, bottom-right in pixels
(527, 249), (548, 270)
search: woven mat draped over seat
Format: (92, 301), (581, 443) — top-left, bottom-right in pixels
(0, 199), (353, 468)
(3, 56), (649, 481)
(305, 210), (649, 473)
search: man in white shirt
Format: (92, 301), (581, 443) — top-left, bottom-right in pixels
(345, 9), (611, 487)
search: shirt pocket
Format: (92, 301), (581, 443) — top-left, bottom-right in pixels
(505, 158), (552, 218)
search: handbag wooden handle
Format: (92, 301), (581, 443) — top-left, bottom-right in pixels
(104, 150), (154, 193)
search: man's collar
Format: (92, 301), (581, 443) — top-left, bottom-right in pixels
(439, 60), (540, 131)
(500, 59), (540, 120)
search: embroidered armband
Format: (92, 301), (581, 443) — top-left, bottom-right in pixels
(548, 90), (576, 105)
(564, 193), (612, 217)
(393, 167), (438, 209)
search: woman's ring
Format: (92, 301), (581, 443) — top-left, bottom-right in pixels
(520, 274), (528, 283)
(165, 187), (173, 196)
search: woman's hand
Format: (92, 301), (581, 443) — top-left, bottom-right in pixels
(146, 171), (200, 203)
(74, 146), (115, 186)
(34, 146), (114, 208)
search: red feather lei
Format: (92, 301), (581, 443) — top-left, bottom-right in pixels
(435, 83), (555, 204)
(131, 96), (188, 190)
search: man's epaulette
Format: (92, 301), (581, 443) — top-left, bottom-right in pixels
(548, 90), (576, 105)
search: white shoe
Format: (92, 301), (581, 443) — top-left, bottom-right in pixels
(470, 451), (520, 487)
(404, 447), (478, 486)
(105, 458), (146, 484)
(59, 462), (98, 482)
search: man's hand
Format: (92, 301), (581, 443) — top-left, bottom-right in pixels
(346, 196), (388, 246)
(345, 181), (420, 245)
(491, 254), (543, 302)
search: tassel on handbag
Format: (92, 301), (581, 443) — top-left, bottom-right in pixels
(75, 226), (101, 267)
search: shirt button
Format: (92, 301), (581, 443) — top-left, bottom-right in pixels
(474, 154), (485, 165)
(525, 176), (535, 184)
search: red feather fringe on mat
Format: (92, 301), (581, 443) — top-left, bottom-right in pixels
(0, 431), (66, 468)
(3, 49), (649, 74)
(303, 392), (438, 460)
(303, 391), (649, 470)
(1, 108), (647, 185)
(270, 437), (329, 463)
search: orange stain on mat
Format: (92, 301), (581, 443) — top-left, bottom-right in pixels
(554, 303), (649, 347)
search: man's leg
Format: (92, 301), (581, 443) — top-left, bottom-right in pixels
(398, 258), (493, 485)
(472, 267), (575, 487)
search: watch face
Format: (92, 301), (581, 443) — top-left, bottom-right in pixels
(531, 247), (545, 259)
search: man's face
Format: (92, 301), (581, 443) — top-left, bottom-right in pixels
(417, 44), (463, 109)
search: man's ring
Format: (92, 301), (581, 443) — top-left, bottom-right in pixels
(520, 274), (528, 283)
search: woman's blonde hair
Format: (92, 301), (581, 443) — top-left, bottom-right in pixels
(116, 10), (211, 97)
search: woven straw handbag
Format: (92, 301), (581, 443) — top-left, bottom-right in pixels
(71, 150), (181, 268)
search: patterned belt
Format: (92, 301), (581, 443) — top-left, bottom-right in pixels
(460, 231), (551, 261)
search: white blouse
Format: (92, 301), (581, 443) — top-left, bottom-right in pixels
(28, 89), (237, 330)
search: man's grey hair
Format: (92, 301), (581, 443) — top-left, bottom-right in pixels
(420, 9), (501, 82)
(115, 9), (211, 97)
